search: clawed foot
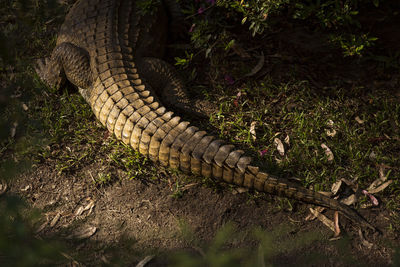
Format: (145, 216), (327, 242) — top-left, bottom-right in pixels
(34, 58), (50, 83)
(34, 57), (63, 89)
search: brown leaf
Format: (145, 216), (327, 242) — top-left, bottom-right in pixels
(274, 137), (285, 156)
(334, 211), (341, 237)
(331, 180), (342, 195)
(321, 143), (334, 161)
(68, 226), (97, 240)
(50, 213), (61, 228)
(355, 116), (365, 124)
(309, 208), (335, 232)
(136, 255), (155, 267)
(340, 194), (357, 206)
(305, 206), (325, 221)
(368, 180), (393, 194)
(250, 121), (257, 141)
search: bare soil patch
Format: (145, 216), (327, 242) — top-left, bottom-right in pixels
(10, 157), (397, 266)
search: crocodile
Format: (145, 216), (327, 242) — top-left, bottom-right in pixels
(35, 0), (375, 231)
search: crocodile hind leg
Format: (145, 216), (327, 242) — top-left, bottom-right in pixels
(136, 57), (215, 118)
(35, 42), (93, 93)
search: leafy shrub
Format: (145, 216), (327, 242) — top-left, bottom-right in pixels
(189, 0), (388, 57)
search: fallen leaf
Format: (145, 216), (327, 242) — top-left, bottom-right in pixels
(325, 129), (337, 137)
(305, 206), (325, 221)
(245, 52), (264, 77)
(75, 206), (84, 216)
(136, 255), (155, 267)
(321, 143), (334, 161)
(331, 180), (342, 195)
(232, 187), (248, 195)
(50, 213), (61, 227)
(250, 121), (257, 141)
(22, 103), (28, 111)
(83, 200), (95, 216)
(68, 226), (97, 239)
(309, 208), (335, 232)
(334, 211), (341, 237)
(20, 185), (31, 191)
(368, 180), (393, 194)
(10, 122), (18, 138)
(340, 194), (357, 206)
(367, 166), (389, 192)
(284, 135), (290, 145)
(274, 138), (285, 156)
(355, 116), (365, 124)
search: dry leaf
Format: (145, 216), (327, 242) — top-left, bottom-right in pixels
(305, 206), (325, 221)
(75, 206), (84, 216)
(83, 200), (95, 216)
(355, 116), (365, 124)
(20, 185), (31, 191)
(274, 138), (285, 156)
(50, 213), (61, 227)
(309, 208), (335, 232)
(284, 135), (290, 145)
(75, 199), (95, 217)
(334, 211), (341, 237)
(250, 121), (257, 141)
(244, 52), (264, 77)
(331, 180), (342, 195)
(136, 255), (155, 267)
(22, 103), (28, 111)
(367, 166), (390, 192)
(368, 180), (392, 194)
(68, 226), (97, 239)
(325, 129), (337, 137)
(10, 122), (18, 138)
(321, 143), (334, 161)
(232, 187), (248, 195)
(340, 194), (357, 206)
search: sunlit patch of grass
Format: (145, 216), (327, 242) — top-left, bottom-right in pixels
(202, 58), (399, 222)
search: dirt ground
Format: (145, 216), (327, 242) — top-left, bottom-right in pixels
(10, 161), (396, 266)
(5, 4), (400, 266)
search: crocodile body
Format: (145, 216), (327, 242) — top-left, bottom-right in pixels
(36, 0), (374, 230)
